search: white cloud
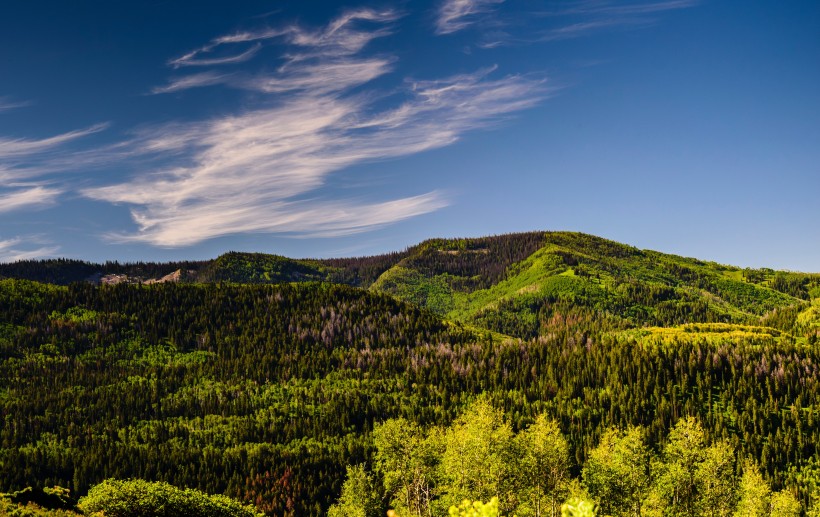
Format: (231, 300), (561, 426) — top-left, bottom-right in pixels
(168, 8), (400, 69)
(0, 122), (106, 213)
(0, 124), (106, 161)
(170, 43), (263, 68)
(0, 186), (62, 213)
(87, 12), (545, 247)
(436, 0), (505, 35)
(151, 72), (235, 94)
(0, 237), (59, 263)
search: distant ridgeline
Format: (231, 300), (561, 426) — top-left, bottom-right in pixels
(1, 232), (820, 515)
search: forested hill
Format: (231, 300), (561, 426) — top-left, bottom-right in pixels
(3, 231), (816, 341)
(369, 232), (820, 340)
(2, 232), (820, 515)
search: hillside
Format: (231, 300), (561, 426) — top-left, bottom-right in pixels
(370, 232), (819, 340)
(2, 232), (820, 515)
(2, 231), (818, 345)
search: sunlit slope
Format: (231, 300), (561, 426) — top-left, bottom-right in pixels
(370, 232), (820, 339)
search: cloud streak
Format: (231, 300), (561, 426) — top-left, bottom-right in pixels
(436, 0), (505, 35)
(0, 186), (62, 213)
(151, 72), (235, 94)
(88, 11), (545, 246)
(535, 0), (698, 41)
(0, 124), (106, 163)
(0, 237), (59, 263)
(0, 121), (106, 214)
(0, 97), (31, 112)
(168, 8), (400, 69)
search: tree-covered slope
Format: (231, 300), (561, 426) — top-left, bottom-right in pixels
(3, 276), (820, 514)
(0, 279), (477, 515)
(3, 232), (816, 340)
(370, 232), (820, 340)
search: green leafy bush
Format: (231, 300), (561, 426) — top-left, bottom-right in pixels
(77, 479), (262, 517)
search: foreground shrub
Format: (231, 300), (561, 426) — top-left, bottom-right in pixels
(77, 479), (262, 517)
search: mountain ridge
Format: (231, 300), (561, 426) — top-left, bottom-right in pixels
(1, 231), (818, 341)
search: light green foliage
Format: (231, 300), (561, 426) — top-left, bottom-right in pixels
(49, 306), (99, 324)
(561, 497), (596, 517)
(645, 418), (736, 517)
(694, 441), (737, 517)
(373, 418), (441, 517)
(769, 490), (800, 517)
(327, 464), (381, 517)
(439, 400), (514, 511)
(0, 486), (80, 516)
(734, 461), (770, 517)
(448, 497), (501, 517)
(582, 427), (650, 517)
(369, 232), (807, 341)
(807, 494), (820, 517)
(515, 414), (571, 517)
(77, 478), (263, 517)
(371, 266), (456, 315)
(647, 417), (706, 516)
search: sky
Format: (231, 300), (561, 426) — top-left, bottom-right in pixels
(0, 1), (818, 270)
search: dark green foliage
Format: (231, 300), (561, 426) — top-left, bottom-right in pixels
(399, 232), (548, 291)
(196, 252), (331, 284)
(0, 280), (475, 515)
(0, 259), (206, 285)
(317, 251), (409, 287)
(3, 486), (77, 512)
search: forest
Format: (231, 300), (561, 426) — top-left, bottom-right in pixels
(1, 232), (820, 515)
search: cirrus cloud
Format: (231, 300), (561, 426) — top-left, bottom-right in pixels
(86, 9), (546, 247)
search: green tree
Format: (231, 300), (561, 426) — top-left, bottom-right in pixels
(561, 497), (596, 517)
(582, 427), (650, 517)
(694, 441), (736, 516)
(448, 497), (501, 517)
(768, 490), (799, 517)
(645, 419), (702, 516)
(327, 464), (381, 517)
(373, 418), (441, 517)
(439, 400), (515, 512)
(733, 461), (770, 517)
(514, 415), (571, 516)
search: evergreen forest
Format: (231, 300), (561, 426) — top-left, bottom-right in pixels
(2, 232), (820, 516)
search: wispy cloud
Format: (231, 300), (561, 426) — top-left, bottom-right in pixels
(151, 71), (235, 94)
(0, 124), (107, 185)
(0, 124), (107, 162)
(457, 0), (698, 47)
(436, 0), (505, 35)
(170, 43), (264, 68)
(536, 0), (698, 41)
(88, 12), (545, 247)
(543, 0), (698, 17)
(0, 237), (59, 263)
(0, 121), (106, 214)
(0, 186), (62, 213)
(0, 97), (31, 112)
(168, 8), (400, 69)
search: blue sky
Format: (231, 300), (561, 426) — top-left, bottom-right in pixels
(0, 1), (818, 270)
